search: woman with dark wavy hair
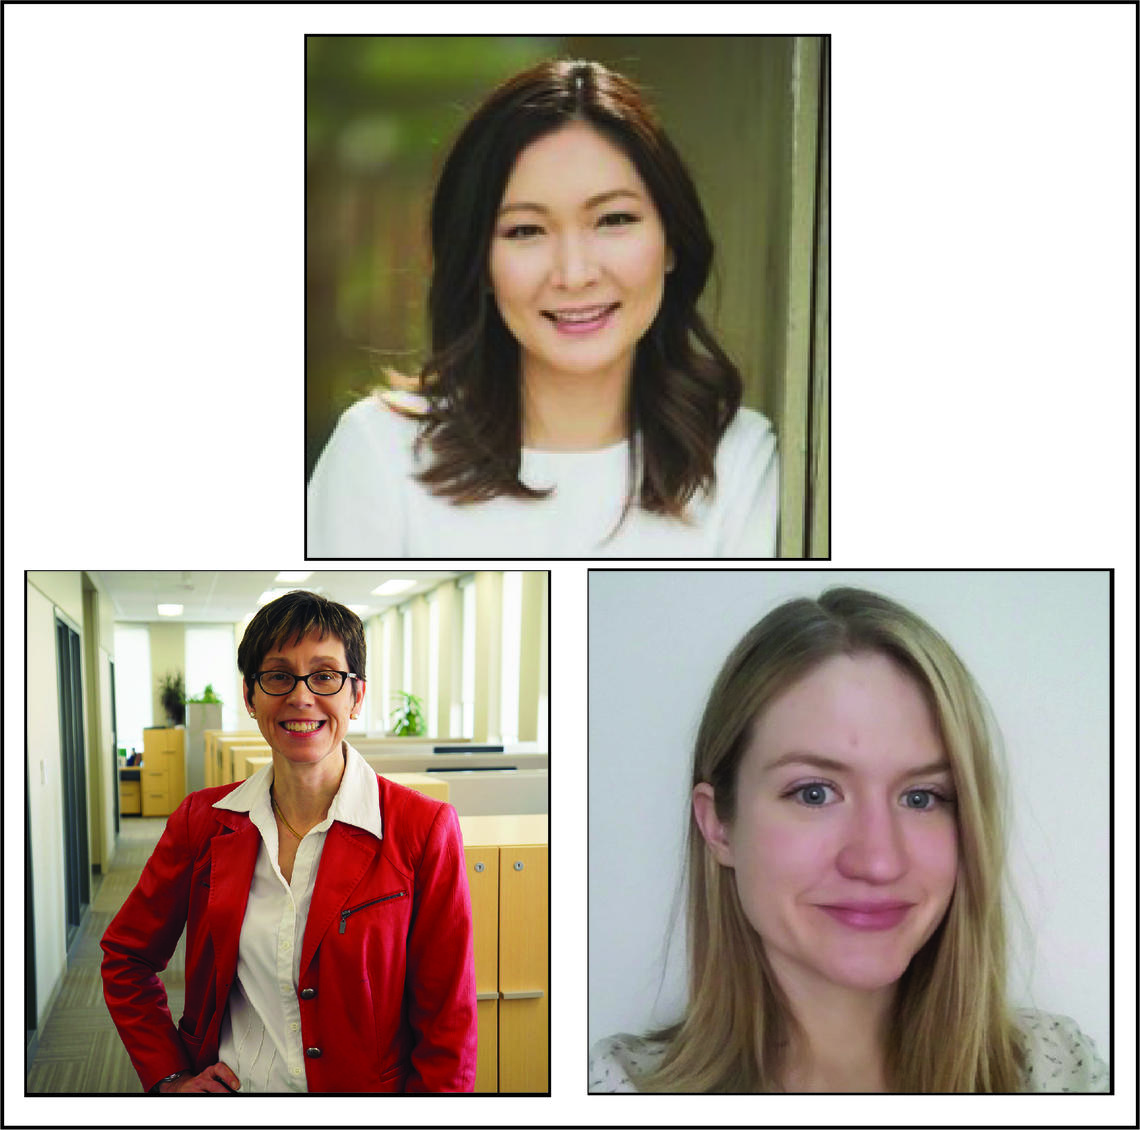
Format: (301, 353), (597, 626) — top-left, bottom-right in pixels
(307, 58), (778, 557)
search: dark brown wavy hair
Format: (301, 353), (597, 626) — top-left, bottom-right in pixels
(412, 57), (742, 519)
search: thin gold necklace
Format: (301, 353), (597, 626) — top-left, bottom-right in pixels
(270, 787), (303, 840)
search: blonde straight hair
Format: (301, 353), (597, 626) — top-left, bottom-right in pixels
(638, 587), (1026, 1093)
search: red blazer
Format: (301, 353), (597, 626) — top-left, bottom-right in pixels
(101, 774), (477, 1093)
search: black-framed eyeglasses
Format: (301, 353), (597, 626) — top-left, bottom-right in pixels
(254, 670), (358, 696)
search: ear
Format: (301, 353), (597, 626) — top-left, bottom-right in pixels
(352, 678), (366, 717)
(242, 681), (254, 716)
(692, 782), (735, 867)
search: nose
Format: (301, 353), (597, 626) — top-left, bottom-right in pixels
(834, 797), (908, 885)
(286, 676), (318, 706)
(550, 231), (599, 291)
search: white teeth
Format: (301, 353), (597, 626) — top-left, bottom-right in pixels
(550, 305), (614, 323)
(282, 721), (323, 733)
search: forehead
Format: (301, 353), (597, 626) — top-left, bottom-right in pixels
(746, 651), (945, 772)
(261, 629), (347, 665)
(500, 120), (649, 206)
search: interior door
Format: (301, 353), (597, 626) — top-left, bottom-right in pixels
(110, 658), (120, 835)
(55, 617), (90, 950)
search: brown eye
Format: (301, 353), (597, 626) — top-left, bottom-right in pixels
(258, 671), (294, 693)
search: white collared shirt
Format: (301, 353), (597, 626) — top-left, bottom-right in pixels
(212, 741), (382, 1093)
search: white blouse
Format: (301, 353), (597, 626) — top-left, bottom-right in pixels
(588, 1009), (1109, 1093)
(306, 393), (779, 558)
(212, 743), (381, 1093)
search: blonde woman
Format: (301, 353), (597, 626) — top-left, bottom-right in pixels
(589, 587), (1107, 1093)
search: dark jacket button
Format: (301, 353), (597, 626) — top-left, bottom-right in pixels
(300, 987), (316, 999)
(305, 1047), (322, 1058)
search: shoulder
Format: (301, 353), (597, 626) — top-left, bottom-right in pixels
(192, 781), (244, 804)
(180, 782), (245, 825)
(337, 390), (427, 437)
(715, 406), (777, 477)
(377, 772), (448, 824)
(1015, 1008), (1109, 1092)
(376, 774), (457, 854)
(725, 405), (774, 443)
(588, 1033), (668, 1093)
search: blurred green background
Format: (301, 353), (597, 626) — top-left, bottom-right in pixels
(306, 36), (829, 556)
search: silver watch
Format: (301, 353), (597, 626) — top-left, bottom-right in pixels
(153, 1069), (189, 1092)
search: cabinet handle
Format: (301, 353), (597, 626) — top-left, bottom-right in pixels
(500, 990), (544, 1000)
(476, 991), (499, 1001)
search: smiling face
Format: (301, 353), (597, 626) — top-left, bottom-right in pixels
(693, 651), (959, 1002)
(488, 120), (672, 393)
(243, 631), (365, 772)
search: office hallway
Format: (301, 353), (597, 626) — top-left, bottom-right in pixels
(27, 818), (182, 1094)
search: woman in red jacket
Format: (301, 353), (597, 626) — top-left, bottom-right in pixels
(101, 590), (477, 1093)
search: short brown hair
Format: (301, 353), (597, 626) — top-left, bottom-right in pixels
(237, 590), (366, 700)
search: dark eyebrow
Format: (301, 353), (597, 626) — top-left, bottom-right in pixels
(261, 655), (343, 668)
(497, 188), (643, 217)
(762, 752), (953, 780)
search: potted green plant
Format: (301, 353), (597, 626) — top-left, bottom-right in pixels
(388, 690), (426, 736)
(184, 683), (223, 704)
(158, 672), (186, 726)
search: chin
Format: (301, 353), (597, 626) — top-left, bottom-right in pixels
(536, 345), (624, 369)
(275, 738), (341, 762)
(823, 957), (911, 993)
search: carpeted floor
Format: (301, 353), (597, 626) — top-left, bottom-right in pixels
(26, 817), (185, 1094)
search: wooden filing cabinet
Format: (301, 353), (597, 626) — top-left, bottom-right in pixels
(141, 728), (187, 817)
(204, 730), (261, 787)
(220, 740), (270, 785)
(461, 815), (548, 1094)
(118, 770), (142, 815)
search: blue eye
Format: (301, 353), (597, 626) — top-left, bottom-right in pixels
(792, 782), (836, 806)
(902, 789), (948, 810)
(785, 783), (952, 811)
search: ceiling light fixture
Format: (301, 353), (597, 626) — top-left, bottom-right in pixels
(372, 579), (418, 596)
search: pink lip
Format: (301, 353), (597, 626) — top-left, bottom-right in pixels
(817, 901), (913, 931)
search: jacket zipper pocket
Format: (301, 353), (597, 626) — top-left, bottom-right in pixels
(339, 890), (407, 934)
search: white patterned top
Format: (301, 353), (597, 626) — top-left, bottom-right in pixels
(588, 1009), (1108, 1093)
